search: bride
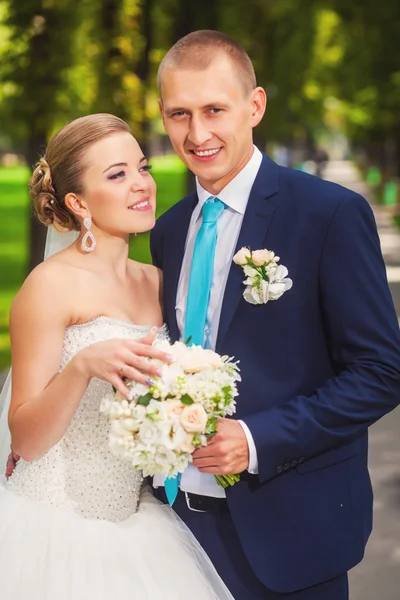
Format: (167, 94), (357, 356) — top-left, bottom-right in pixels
(0, 113), (233, 599)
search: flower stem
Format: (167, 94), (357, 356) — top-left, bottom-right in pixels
(215, 474), (241, 488)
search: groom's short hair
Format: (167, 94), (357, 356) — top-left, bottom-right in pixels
(157, 30), (257, 98)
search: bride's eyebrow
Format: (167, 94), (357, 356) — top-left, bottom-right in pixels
(103, 162), (127, 173)
(102, 156), (147, 173)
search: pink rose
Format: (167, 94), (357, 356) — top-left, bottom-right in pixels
(233, 247), (251, 266)
(180, 404), (208, 433)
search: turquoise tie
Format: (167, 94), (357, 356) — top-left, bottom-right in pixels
(184, 196), (226, 345)
(164, 196), (225, 506)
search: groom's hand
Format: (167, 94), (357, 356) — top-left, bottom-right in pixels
(192, 418), (249, 474)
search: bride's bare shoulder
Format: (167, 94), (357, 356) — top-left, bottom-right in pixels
(10, 256), (79, 324)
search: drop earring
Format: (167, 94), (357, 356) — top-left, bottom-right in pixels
(81, 217), (96, 252)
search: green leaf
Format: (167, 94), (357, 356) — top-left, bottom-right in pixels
(137, 393), (153, 406)
(181, 394), (194, 405)
(222, 386), (233, 406)
(184, 335), (192, 346)
(192, 434), (202, 447)
(205, 416), (217, 436)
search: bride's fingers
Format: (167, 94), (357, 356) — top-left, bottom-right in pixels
(110, 374), (131, 399)
(125, 355), (163, 377)
(119, 365), (155, 387)
(126, 341), (173, 364)
(5, 453), (16, 479)
(137, 327), (158, 345)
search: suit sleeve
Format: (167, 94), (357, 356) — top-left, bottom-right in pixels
(243, 192), (400, 483)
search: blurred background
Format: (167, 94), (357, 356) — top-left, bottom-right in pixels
(0, 2), (400, 597)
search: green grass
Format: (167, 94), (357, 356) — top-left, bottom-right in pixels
(0, 156), (186, 370)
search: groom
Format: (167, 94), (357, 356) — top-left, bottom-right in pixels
(150, 30), (400, 599)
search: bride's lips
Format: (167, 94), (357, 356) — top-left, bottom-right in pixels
(128, 197), (152, 212)
(189, 147), (223, 162)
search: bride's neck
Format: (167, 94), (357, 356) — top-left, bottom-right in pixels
(76, 231), (131, 277)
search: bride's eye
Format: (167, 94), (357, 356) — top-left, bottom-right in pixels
(108, 170), (125, 180)
(139, 164), (152, 173)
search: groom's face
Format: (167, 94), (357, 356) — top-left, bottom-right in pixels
(159, 56), (265, 194)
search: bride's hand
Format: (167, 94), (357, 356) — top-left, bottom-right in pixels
(71, 328), (172, 397)
(5, 450), (20, 479)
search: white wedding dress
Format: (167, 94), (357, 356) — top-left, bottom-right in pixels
(0, 316), (233, 600)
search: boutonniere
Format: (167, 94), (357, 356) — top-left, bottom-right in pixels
(233, 247), (293, 305)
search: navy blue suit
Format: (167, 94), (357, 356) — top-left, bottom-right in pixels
(150, 155), (400, 597)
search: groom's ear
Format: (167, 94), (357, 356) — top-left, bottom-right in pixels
(64, 193), (89, 221)
(158, 99), (166, 130)
(250, 87), (267, 129)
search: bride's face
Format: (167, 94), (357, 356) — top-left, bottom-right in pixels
(80, 132), (156, 236)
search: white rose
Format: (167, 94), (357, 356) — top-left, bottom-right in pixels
(146, 399), (167, 421)
(120, 417), (140, 432)
(180, 347), (210, 373)
(202, 349), (223, 368)
(169, 341), (190, 360)
(251, 249), (275, 266)
(180, 404), (208, 433)
(138, 421), (160, 446)
(165, 399), (185, 419)
(233, 247), (251, 265)
(133, 404), (147, 420)
(129, 382), (152, 400)
(160, 421), (187, 450)
(181, 433), (196, 454)
(110, 420), (134, 439)
(161, 362), (185, 391)
(153, 339), (173, 354)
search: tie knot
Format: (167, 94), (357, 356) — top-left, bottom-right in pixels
(202, 197), (225, 223)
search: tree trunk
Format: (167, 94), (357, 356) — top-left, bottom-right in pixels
(137, 0), (153, 158)
(26, 133), (48, 273)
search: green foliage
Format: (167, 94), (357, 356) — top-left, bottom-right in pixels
(137, 392), (154, 406)
(180, 394), (194, 406)
(0, 0), (84, 148)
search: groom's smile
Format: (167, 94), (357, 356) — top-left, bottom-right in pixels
(190, 147), (223, 161)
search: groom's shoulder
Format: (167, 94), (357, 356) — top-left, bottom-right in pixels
(275, 162), (368, 217)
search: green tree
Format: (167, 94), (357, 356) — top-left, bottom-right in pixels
(1, 0), (84, 270)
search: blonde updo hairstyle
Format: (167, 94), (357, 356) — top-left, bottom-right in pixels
(30, 114), (131, 231)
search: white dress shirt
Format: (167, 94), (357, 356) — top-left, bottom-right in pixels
(154, 146), (262, 497)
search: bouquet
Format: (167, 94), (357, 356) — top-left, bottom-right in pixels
(100, 340), (241, 488)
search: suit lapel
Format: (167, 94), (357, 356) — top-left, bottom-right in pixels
(164, 193), (198, 341)
(216, 155), (279, 349)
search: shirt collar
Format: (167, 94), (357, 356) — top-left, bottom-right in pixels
(194, 146), (263, 221)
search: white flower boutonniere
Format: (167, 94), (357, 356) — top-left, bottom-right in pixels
(233, 247), (293, 305)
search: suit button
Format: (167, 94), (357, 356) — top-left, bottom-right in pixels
(298, 457), (305, 464)
(291, 460), (298, 468)
(283, 462), (290, 471)
(276, 466), (283, 474)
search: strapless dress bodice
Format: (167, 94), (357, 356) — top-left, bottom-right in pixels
(7, 316), (169, 522)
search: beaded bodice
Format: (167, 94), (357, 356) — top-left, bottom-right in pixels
(7, 316), (169, 522)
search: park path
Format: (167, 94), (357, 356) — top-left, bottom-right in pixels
(324, 161), (400, 600)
